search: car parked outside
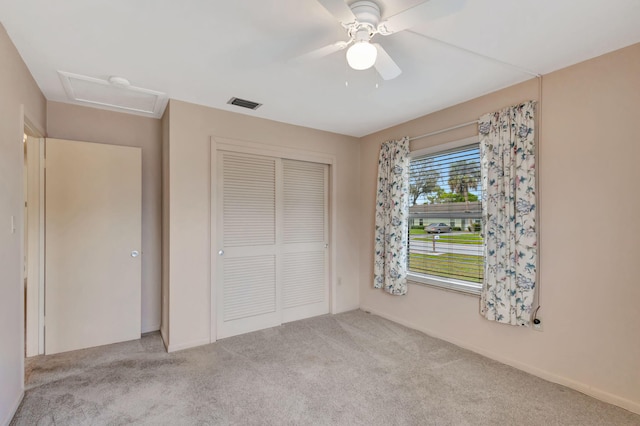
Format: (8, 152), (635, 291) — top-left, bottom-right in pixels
(425, 223), (451, 233)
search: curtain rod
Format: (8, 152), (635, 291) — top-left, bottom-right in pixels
(404, 30), (542, 143)
(408, 120), (478, 141)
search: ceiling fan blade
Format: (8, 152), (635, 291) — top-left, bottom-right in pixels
(291, 41), (349, 64)
(373, 44), (402, 80)
(378, 0), (466, 35)
(316, 0), (356, 24)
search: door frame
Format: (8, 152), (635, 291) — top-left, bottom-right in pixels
(23, 115), (45, 357)
(209, 136), (337, 342)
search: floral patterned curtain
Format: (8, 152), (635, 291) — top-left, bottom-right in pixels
(373, 137), (410, 295)
(479, 101), (537, 325)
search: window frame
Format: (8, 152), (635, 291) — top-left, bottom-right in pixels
(407, 135), (483, 296)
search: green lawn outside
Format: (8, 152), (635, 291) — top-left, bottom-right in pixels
(409, 252), (484, 283)
(413, 233), (483, 245)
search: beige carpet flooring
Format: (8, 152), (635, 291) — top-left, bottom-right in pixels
(10, 310), (640, 425)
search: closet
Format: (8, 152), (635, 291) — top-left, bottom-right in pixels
(215, 151), (329, 338)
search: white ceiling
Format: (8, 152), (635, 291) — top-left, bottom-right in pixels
(1, 0), (639, 137)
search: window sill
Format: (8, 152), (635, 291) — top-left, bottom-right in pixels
(407, 272), (481, 297)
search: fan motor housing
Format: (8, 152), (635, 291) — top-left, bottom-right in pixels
(350, 1), (381, 27)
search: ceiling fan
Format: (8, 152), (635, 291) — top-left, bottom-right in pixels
(298, 0), (463, 80)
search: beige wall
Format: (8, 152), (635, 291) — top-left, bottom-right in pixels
(47, 101), (162, 333)
(0, 24), (46, 424)
(164, 100), (360, 350)
(359, 43), (640, 413)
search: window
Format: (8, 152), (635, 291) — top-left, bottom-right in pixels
(408, 137), (484, 294)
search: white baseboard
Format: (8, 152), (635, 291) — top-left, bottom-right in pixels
(360, 305), (640, 415)
(2, 390), (24, 426)
(166, 337), (211, 353)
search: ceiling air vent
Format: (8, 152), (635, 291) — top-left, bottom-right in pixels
(227, 97), (262, 110)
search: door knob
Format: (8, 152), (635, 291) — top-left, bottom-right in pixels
(131, 250), (140, 258)
(218, 250), (224, 256)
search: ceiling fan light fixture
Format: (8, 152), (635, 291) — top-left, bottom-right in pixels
(346, 41), (377, 70)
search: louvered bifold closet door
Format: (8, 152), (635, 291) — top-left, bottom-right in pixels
(281, 159), (329, 323)
(217, 152), (281, 338)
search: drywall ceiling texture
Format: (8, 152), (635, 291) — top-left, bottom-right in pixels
(46, 101), (163, 334)
(359, 43), (640, 413)
(0, 24), (46, 425)
(164, 99), (361, 351)
(1, 0), (639, 136)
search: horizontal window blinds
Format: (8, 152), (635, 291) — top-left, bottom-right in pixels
(409, 144), (484, 284)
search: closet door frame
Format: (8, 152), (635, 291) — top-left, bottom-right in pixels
(210, 136), (337, 342)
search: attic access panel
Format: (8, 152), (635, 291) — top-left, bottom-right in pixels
(59, 71), (168, 118)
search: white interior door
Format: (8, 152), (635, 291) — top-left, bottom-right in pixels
(216, 152), (329, 339)
(281, 159), (329, 323)
(45, 138), (141, 355)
